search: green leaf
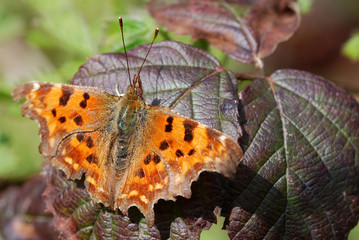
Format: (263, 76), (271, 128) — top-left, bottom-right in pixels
(23, 0), (96, 57)
(298, 0), (313, 14)
(0, 140), (18, 178)
(349, 222), (359, 240)
(0, 109), (42, 180)
(342, 32), (359, 61)
(0, 6), (24, 43)
(100, 16), (157, 53)
(200, 215), (230, 240)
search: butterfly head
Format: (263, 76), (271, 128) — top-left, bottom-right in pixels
(125, 74), (143, 100)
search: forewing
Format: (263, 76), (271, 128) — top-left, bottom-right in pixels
(12, 81), (119, 157)
(12, 81), (120, 205)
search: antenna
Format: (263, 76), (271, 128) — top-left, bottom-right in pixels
(119, 17), (132, 85)
(137, 28), (159, 77)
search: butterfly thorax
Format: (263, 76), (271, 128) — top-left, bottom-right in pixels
(117, 85), (145, 134)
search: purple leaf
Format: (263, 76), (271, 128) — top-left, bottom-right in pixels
(148, 0), (300, 63)
(227, 69), (359, 239)
(0, 176), (58, 240)
(44, 166), (234, 239)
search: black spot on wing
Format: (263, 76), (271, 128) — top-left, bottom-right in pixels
(87, 137), (94, 148)
(188, 149), (195, 156)
(165, 124), (172, 132)
(59, 87), (74, 106)
(86, 154), (96, 164)
(59, 116), (66, 123)
(73, 115), (83, 126)
(80, 92), (90, 108)
(80, 100), (87, 108)
(176, 150), (184, 157)
(165, 116), (173, 132)
(167, 116), (173, 124)
(144, 154), (151, 165)
(183, 120), (197, 142)
(153, 154), (161, 164)
(51, 109), (56, 117)
(76, 133), (85, 142)
(136, 168), (145, 178)
(83, 92), (90, 100)
(159, 140), (169, 150)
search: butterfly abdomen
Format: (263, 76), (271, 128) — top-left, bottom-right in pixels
(115, 137), (130, 168)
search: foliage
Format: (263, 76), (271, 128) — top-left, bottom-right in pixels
(1, 0), (359, 239)
(343, 32), (359, 61)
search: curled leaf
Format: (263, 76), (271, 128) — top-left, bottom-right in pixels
(148, 0), (300, 63)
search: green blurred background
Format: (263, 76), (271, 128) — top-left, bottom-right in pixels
(0, 0), (358, 239)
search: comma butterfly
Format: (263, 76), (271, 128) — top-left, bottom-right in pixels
(12, 18), (243, 227)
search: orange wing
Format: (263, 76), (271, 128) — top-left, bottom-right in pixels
(12, 81), (121, 205)
(115, 106), (243, 226)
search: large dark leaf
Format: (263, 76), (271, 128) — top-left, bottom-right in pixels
(148, 0), (300, 64)
(227, 69), (359, 239)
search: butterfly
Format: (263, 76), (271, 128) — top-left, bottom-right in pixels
(11, 19), (243, 227)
